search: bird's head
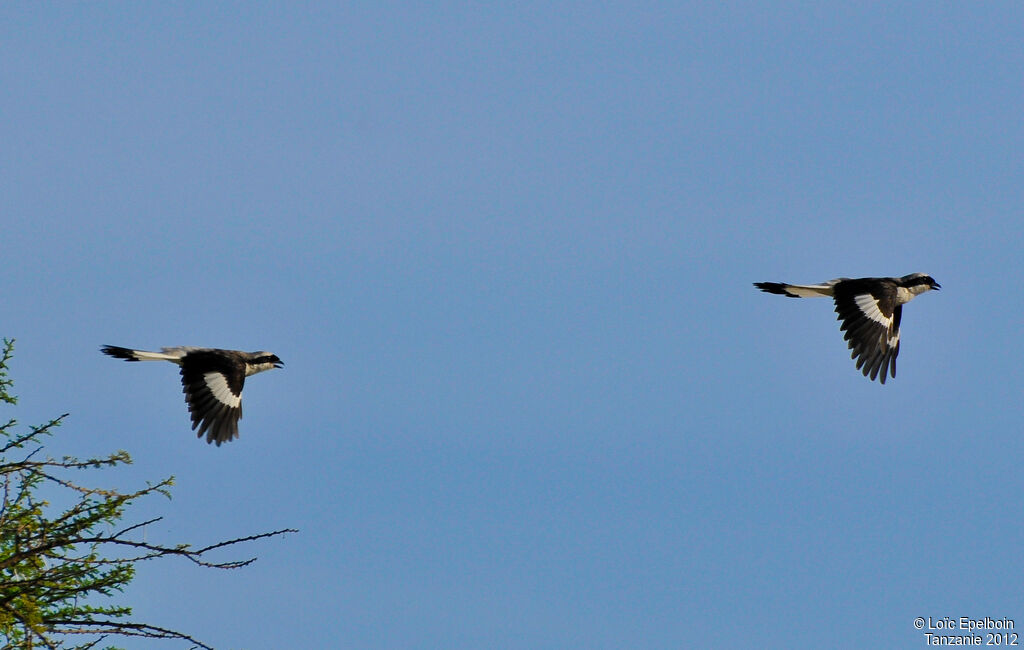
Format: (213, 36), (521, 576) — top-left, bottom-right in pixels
(920, 275), (940, 292)
(901, 272), (940, 293)
(246, 352), (284, 375)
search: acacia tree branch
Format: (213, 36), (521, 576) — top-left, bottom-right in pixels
(48, 619), (214, 650)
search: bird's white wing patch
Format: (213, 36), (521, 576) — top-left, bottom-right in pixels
(854, 294), (892, 326)
(888, 329), (900, 349)
(203, 372), (242, 408)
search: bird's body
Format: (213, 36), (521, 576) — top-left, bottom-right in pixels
(754, 273), (940, 383)
(101, 345), (282, 445)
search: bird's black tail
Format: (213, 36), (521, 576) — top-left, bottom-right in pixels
(100, 345), (141, 361)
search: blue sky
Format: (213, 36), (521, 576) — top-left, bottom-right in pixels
(2, 3), (1022, 648)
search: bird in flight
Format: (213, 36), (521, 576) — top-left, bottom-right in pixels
(101, 346), (283, 445)
(753, 273), (940, 383)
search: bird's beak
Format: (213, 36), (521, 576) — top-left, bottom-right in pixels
(274, 359), (284, 368)
(932, 282), (941, 290)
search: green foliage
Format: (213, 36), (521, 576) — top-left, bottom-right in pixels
(0, 340), (295, 649)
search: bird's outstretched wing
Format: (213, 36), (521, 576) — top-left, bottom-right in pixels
(178, 351), (247, 445)
(831, 281), (901, 383)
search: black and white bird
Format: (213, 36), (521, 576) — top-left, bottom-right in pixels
(101, 346), (283, 445)
(754, 273), (940, 383)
